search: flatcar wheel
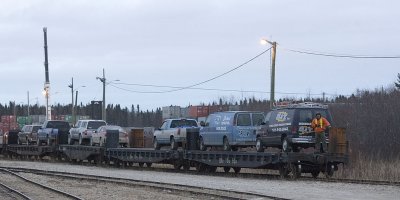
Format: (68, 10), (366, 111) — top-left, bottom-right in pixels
(325, 166), (334, 178)
(311, 170), (320, 178)
(223, 167), (230, 173)
(289, 164), (301, 179)
(183, 163), (190, 171)
(206, 166), (217, 173)
(279, 165), (289, 178)
(195, 163), (207, 172)
(139, 162), (144, 167)
(173, 162), (182, 170)
(233, 167), (241, 174)
(146, 163), (152, 168)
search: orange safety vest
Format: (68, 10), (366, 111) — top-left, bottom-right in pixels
(311, 117), (331, 134)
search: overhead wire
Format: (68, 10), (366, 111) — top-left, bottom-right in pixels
(110, 82), (346, 96)
(279, 45), (400, 59)
(110, 47), (272, 94)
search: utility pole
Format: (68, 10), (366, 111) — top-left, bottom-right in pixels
(68, 78), (74, 124)
(27, 91), (30, 116)
(75, 90), (78, 122)
(96, 69), (106, 121)
(270, 41), (277, 109)
(261, 39), (277, 109)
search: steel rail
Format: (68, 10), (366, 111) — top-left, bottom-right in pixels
(0, 181), (32, 200)
(3, 167), (289, 200)
(0, 168), (83, 200)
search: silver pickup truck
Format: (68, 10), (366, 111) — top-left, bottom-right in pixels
(68, 120), (107, 145)
(153, 118), (198, 150)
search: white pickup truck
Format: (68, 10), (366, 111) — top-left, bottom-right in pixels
(153, 118), (199, 150)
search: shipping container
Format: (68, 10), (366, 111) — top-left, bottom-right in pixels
(209, 105), (229, 114)
(78, 115), (90, 120)
(38, 115), (46, 124)
(1, 115), (16, 123)
(180, 107), (190, 118)
(228, 105), (240, 111)
(189, 106), (209, 118)
(64, 115), (73, 123)
(162, 106), (181, 119)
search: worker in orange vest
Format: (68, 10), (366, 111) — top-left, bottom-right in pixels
(311, 113), (331, 153)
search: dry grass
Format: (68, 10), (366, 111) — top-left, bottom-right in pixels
(335, 152), (400, 182)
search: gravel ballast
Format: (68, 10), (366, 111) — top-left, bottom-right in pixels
(0, 160), (398, 200)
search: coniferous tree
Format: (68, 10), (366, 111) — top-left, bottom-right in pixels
(395, 73), (400, 90)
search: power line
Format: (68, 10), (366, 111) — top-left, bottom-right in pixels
(141, 47), (272, 93)
(110, 82), (345, 96)
(280, 46), (400, 59)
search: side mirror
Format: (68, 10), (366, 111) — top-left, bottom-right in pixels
(200, 121), (205, 127)
(261, 122), (266, 125)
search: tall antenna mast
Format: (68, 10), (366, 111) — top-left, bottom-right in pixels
(43, 27), (51, 120)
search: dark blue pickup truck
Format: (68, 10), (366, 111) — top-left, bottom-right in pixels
(37, 120), (70, 146)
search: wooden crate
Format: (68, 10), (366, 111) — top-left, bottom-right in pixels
(328, 127), (347, 154)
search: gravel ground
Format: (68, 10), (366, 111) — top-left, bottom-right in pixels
(0, 184), (26, 200)
(19, 173), (222, 200)
(0, 160), (399, 200)
(0, 172), (71, 200)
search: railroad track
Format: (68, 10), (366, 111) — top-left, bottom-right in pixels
(90, 162), (400, 186)
(0, 168), (82, 200)
(0, 181), (31, 200)
(0, 166), (288, 200)
(2, 156), (399, 187)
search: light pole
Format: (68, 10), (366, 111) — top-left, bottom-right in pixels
(261, 39), (277, 109)
(68, 78), (85, 125)
(96, 68), (119, 122)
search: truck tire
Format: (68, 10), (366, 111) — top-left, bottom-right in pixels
(170, 137), (178, 150)
(68, 135), (73, 145)
(223, 137), (231, 151)
(78, 134), (83, 145)
(282, 137), (292, 153)
(153, 138), (160, 150)
(199, 137), (206, 151)
(256, 137), (264, 152)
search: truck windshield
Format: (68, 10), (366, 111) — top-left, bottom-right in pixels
(88, 121), (107, 129)
(171, 120), (198, 128)
(47, 121), (70, 129)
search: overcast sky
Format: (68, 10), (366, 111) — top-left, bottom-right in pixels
(1, 0), (399, 111)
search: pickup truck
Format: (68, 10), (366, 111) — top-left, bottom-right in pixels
(153, 118), (199, 150)
(69, 120), (107, 145)
(37, 120), (70, 146)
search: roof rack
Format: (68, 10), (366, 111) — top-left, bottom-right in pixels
(274, 102), (328, 109)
